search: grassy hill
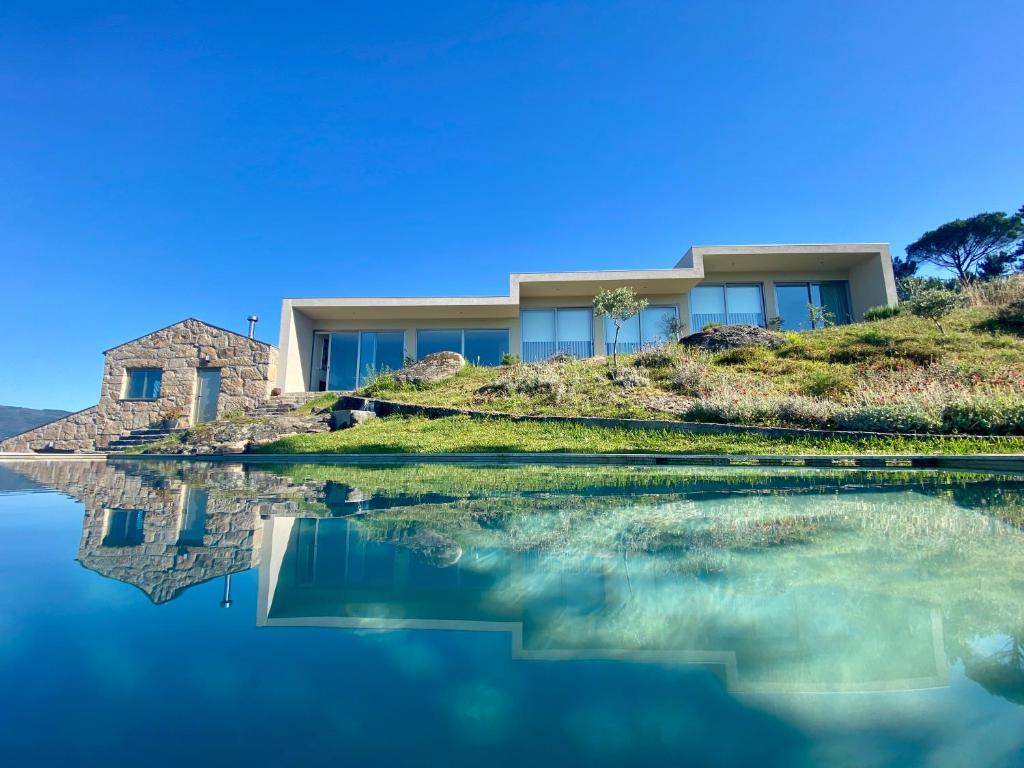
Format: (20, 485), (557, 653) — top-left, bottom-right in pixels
(146, 279), (1024, 456)
(0, 405), (71, 440)
(356, 304), (1024, 436)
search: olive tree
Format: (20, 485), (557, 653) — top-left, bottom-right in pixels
(593, 287), (648, 374)
(905, 287), (963, 335)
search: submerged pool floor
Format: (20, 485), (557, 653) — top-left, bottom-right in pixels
(1, 460), (1023, 767)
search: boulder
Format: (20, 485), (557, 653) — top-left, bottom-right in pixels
(150, 410), (332, 454)
(393, 351), (466, 386)
(331, 409), (378, 429)
(681, 324), (785, 352)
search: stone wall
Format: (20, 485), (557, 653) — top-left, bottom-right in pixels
(0, 318), (278, 452)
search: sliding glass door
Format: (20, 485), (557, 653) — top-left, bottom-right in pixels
(602, 305), (679, 354)
(416, 329), (510, 366)
(689, 285), (765, 331)
(775, 282), (852, 331)
(310, 331), (405, 391)
(520, 308), (593, 362)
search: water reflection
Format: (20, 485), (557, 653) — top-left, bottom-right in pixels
(6, 458), (1024, 703)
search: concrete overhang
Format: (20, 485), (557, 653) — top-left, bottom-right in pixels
(679, 244), (890, 274)
(285, 296), (519, 321)
(512, 268), (701, 297)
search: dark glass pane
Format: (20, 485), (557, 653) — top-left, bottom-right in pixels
(103, 510), (145, 547)
(310, 334), (330, 391)
(417, 330), (462, 359)
(819, 282), (852, 326)
(327, 332), (358, 390)
(775, 285), (814, 331)
(126, 369), (162, 399)
(463, 330), (509, 366)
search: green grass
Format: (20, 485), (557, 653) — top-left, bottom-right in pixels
(251, 414), (1024, 455)
(350, 306), (1024, 434)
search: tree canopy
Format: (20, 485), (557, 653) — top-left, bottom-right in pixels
(905, 209), (1024, 283)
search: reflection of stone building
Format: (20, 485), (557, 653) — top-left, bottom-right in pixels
(6, 460), (313, 604)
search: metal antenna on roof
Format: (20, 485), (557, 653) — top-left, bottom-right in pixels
(247, 315), (259, 338)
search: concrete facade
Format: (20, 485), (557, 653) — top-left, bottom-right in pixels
(278, 243), (898, 392)
(1, 319), (278, 453)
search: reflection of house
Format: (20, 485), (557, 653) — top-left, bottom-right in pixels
(5, 460), (312, 604)
(258, 516), (949, 694)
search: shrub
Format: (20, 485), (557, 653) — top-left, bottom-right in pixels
(715, 346), (762, 366)
(669, 357), (716, 397)
(478, 363), (565, 400)
(633, 345), (675, 369)
(501, 353), (520, 366)
(361, 372), (399, 395)
(963, 274), (1024, 308)
(991, 297), (1024, 334)
(863, 304), (901, 321)
(775, 396), (832, 429)
(904, 287), (963, 335)
(800, 369), (854, 398)
(832, 403), (944, 433)
(942, 396), (1024, 435)
(610, 366), (649, 389)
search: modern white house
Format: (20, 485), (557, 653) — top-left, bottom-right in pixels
(276, 243), (898, 393)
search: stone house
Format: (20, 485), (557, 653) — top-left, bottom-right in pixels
(0, 318), (277, 453)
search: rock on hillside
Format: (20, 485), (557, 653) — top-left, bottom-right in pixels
(148, 411), (333, 454)
(681, 324), (785, 352)
(393, 351), (466, 385)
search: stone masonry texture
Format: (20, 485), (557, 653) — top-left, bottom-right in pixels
(0, 319), (278, 452)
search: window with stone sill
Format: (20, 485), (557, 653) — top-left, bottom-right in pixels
(123, 368), (162, 400)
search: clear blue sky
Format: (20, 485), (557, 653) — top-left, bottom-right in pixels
(2, 1), (1021, 410)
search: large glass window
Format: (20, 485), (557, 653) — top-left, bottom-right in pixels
(417, 329), (510, 366)
(416, 330), (464, 359)
(689, 285), (765, 332)
(326, 332), (359, 390)
(464, 330), (510, 366)
(775, 282), (852, 331)
(359, 331), (405, 383)
(124, 368), (162, 399)
(603, 305), (678, 355)
(311, 330), (407, 391)
(520, 308), (593, 362)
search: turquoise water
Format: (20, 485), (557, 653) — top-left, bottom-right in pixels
(1, 460), (1023, 767)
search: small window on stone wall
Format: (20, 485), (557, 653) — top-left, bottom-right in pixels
(124, 368), (162, 399)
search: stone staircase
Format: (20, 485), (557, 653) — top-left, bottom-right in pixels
(247, 391), (338, 417)
(103, 425), (187, 453)
(101, 392), (335, 453)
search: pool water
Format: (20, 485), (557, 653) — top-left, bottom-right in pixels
(1, 460), (1023, 767)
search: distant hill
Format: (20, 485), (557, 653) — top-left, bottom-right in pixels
(0, 405), (72, 440)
